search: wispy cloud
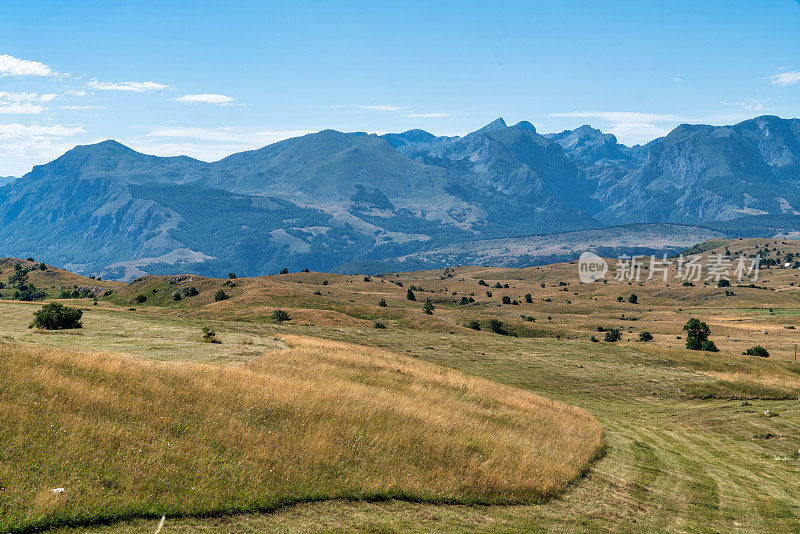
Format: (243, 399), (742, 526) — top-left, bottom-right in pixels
(87, 80), (169, 92)
(551, 111), (684, 144)
(359, 105), (404, 111)
(58, 105), (101, 111)
(403, 112), (456, 118)
(0, 122), (86, 175)
(131, 126), (314, 162)
(0, 53), (53, 76)
(146, 126), (312, 144)
(65, 89), (88, 97)
(175, 93), (234, 105)
(0, 92), (58, 114)
(768, 70), (800, 86)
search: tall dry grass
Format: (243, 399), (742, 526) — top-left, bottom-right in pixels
(0, 336), (603, 532)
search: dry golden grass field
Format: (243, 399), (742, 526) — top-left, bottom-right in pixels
(2, 238), (800, 533)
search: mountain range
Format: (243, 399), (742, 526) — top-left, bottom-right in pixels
(1, 115), (800, 279)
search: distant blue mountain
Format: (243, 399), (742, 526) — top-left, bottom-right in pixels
(1, 115), (800, 278)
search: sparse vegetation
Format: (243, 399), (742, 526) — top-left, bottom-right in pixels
(214, 288), (229, 302)
(743, 346), (770, 358)
(272, 309), (290, 324)
(604, 329), (621, 342)
(29, 302), (83, 330)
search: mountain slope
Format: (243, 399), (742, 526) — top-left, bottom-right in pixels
(1, 115), (800, 279)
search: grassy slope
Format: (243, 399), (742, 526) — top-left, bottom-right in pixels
(6, 237), (800, 532)
(0, 304), (602, 533)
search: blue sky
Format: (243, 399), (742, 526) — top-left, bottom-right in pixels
(1, 0), (799, 175)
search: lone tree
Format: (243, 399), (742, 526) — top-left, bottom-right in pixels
(422, 298), (435, 315)
(272, 309), (290, 324)
(406, 288), (416, 301)
(214, 289), (229, 302)
(683, 318), (717, 351)
(30, 303), (83, 330)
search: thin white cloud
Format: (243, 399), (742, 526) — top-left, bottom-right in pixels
(58, 105), (101, 111)
(146, 126), (313, 144)
(65, 89), (88, 96)
(673, 76), (683, 83)
(87, 80), (169, 92)
(0, 123), (84, 139)
(0, 53), (53, 76)
(551, 111), (684, 145)
(0, 92), (58, 114)
(0, 103), (47, 114)
(769, 70), (800, 86)
(175, 93), (234, 104)
(552, 111), (682, 123)
(359, 105), (404, 111)
(130, 127), (314, 162)
(403, 112), (456, 118)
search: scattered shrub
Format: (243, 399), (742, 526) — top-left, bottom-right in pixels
(489, 319), (508, 335)
(717, 279), (730, 288)
(214, 289), (229, 302)
(501, 296), (511, 304)
(279, 268), (289, 274)
(30, 303), (83, 330)
(524, 293), (532, 303)
(134, 294), (148, 304)
(422, 298), (435, 315)
(374, 322), (386, 329)
(379, 298), (387, 307)
(406, 288), (416, 301)
(743, 346), (770, 358)
(272, 309), (290, 324)
(638, 331), (654, 342)
(478, 279), (488, 287)
(228, 273), (237, 279)
(604, 329), (622, 342)
(590, 336), (599, 342)
(466, 320), (481, 330)
(628, 294), (638, 304)
(201, 327), (221, 343)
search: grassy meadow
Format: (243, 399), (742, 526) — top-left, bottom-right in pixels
(2, 237), (800, 533)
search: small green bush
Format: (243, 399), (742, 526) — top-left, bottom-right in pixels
(466, 320), (481, 331)
(30, 303), (83, 330)
(638, 331), (653, 342)
(214, 289), (229, 302)
(374, 322), (386, 329)
(134, 294), (147, 304)
(378, 298), (387, 307)
(604, 329), (622, 342)
(743, 346), (769, 357)
(272, 309), (290, 324)
(201, 327), (221, 343)
(489, 319), (508, 335)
